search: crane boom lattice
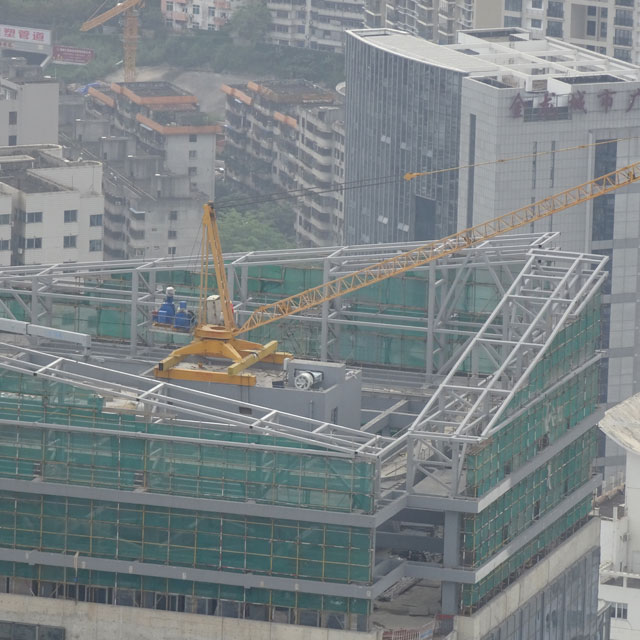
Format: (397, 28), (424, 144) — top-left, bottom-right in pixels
(238, 162), (640, 335)
(155, 162), (640, 384)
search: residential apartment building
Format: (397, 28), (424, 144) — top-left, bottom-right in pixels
(363, 0), (500, 42)
(71, 81), (220, 260)
(223, 79), (345, 246)
(0, 145), (104, 265)
(501, 0), (639, 64)
(0, 57), (58, 147)
(161, 0), (245, 30)
(161, 0), (363, 52)
(268, 0), (363, 52)
(344, 27), (640, 404)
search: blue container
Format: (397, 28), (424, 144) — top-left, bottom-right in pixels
(174, 301), (191, 330)
(157, 299), (175, 325)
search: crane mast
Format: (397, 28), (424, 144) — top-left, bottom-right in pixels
(81, 0), (144, 82)
(154, 203), (290, 384)
(154, 162), (640, 385)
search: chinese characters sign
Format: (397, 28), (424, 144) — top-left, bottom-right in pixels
(509, 87), (640, 117)
(52, 45), (95, 65)
(0, 24), (51, 46)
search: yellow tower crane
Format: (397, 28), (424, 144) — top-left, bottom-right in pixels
(154, 162), (640, 385)
(81, 0), (145, 83)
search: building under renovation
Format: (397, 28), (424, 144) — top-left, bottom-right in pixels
(0, 231), (610, 639)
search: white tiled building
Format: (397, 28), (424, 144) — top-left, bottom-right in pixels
(364, 0), (500, 42)
(0, 145), (104, 266)
(0, 58), (58, 147)
(501, 0), (638, 64)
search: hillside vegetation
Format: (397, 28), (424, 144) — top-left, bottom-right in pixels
(3, 0), (345, 87)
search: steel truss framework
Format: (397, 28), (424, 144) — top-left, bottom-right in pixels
(0, 234), (607, 608)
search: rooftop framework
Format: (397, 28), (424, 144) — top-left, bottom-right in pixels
(0, 234), (606, 624)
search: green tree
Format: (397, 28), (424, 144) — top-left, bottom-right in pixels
(218, 209), (294, 252)
(216, 182), (296, 242)
(228, 1), (272, 46)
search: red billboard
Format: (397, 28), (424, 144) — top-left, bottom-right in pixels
(52, 45), (94, 65)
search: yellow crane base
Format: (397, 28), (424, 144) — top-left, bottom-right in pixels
(154, 336), (291, 385)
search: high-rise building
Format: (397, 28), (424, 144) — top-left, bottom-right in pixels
(223, 79), (345, 246)
(344, 27), (640, 404)
(0, 144), (104, 265)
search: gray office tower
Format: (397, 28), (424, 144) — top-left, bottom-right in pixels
(345, 27), (640, 405)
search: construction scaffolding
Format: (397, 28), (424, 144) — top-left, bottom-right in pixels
(0, 233), (607, 632)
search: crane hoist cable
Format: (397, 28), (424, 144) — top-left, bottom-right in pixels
(215, 135), (640, 212)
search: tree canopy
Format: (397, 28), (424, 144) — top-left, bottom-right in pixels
(217, 209), (295, 253)
(228, 1), (272, 46)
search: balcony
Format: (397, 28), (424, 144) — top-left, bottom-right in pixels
(614, 16), (633, 27)
(546, 3), (563, 18)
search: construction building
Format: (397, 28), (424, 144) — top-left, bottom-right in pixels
(0, 225), (612, 639)
(0, 144), (104, 265)
(0, 57), (58, 147)
(345, 27), (640, 405)
(160, 0), (363, 52)
(67, 81), (220, 260)
(223, 79), (345, 246)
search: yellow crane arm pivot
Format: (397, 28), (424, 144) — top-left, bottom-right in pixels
(80, 0), (143, 31)
(237, 162), (640, 336)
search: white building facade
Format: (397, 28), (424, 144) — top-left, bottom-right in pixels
(363, 0), (501, 42)
(0, 59), (58, 147)
(0, 145), (104, 266)
(161, 0), (244, 31)
(501, 0), (638, 64)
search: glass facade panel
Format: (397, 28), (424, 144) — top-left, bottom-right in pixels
(345, 32), (462, 244)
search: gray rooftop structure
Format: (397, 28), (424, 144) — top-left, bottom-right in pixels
(0, 232), (609, 638)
